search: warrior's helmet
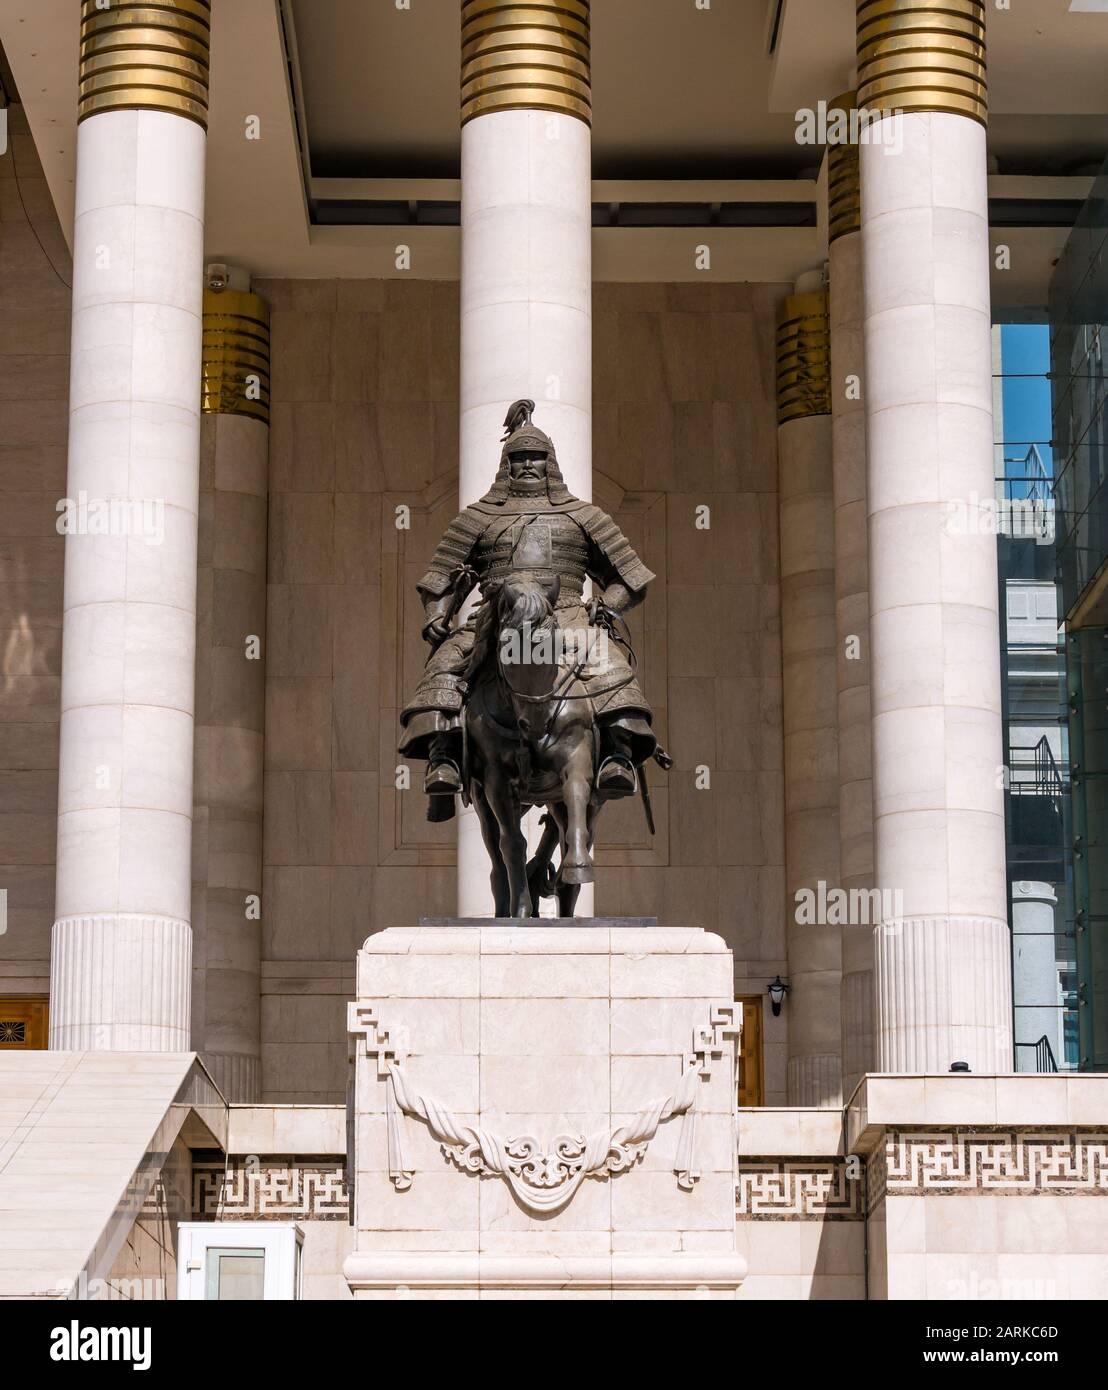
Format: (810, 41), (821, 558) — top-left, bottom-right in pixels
(480, 399), (572, 504)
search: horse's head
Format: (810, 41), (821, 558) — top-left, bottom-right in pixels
(496, 573), (560, 635)
(494, 573), (561, 685)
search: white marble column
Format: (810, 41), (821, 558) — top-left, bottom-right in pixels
(1011, 881), (1062, 1072)
(827, 95), (875, 1098)
(192, 283), (269, 1099)
(50, 1), (209, 1050)
(457, 0), (593, 916)
(858, 0), (1011, 1072)
(777, 280), (843, 1108)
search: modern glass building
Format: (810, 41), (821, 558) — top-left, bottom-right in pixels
(1051, 159), (1108, 1072)
(995, 322), (1073, 1072)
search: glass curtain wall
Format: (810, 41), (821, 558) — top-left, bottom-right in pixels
(995, 323), (1074, 1071)
(1051, 159), (1108, 1071)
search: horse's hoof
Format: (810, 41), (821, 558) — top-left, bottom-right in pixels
(560, 863), (595, 885)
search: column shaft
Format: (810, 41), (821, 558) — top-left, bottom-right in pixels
(192, 287), (269, 1099)
(456, 0), (593, 915)
(1011, 881), (1061, 1071)
(858, 0), (1011, 1071)
(777, 287), (843, 1107)
(828, 95), (875, 1097)
(50, 1), (209, 1050)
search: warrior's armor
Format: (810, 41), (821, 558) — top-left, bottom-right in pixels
(400, 400), (659, 818)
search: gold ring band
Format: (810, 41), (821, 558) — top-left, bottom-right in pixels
(777, 291), (832, 423)
(461, 0), (591, 126)
(464, 0), (589, 21)
(79, 0), (211, 128)
(855, 0), (987, 126)
(202, 291), (272, 425)
(825, 91), (861, 243)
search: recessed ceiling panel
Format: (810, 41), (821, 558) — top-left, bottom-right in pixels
(288, 0), (1108, 180)
(290, 0), (808, 179)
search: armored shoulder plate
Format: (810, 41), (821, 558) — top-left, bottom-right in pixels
(574, 504), (656, 593)
(416, 506), (487, 598)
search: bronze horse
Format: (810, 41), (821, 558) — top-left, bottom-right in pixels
(464, 573), (608, 918)
(398, 402), (670, 912)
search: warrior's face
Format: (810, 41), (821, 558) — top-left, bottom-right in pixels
(507, 448), (550, 495)
(508, 449), (549, 481)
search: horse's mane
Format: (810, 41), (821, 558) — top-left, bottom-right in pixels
(498, 575), (557, 634)
(464, 575), (560, 693)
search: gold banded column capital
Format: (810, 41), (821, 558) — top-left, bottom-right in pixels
(826, 91), (861, 243)
(776, 290), (832, 425)
(461, 0), (591, 127)
(856, 0), (987, 127)
(79, 0), (212, 128)
(202, 289), (271, 425)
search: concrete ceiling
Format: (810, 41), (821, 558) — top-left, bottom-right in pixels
(290, 0), (1108, 178)
(292, 0), (804, 178)
(0, 0), (1104, 293)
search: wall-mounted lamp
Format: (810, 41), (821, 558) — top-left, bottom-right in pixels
(767, 975), (790, 1017)
(949, 1061), (971, 1073)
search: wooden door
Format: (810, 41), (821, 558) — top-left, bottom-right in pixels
(736, 996), (764, 1107)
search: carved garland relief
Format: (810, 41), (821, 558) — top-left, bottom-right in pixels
(349, 1002), (738, 1216)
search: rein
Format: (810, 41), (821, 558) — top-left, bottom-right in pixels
(496, 607), (638, 706)
(492, 602), (638, 746)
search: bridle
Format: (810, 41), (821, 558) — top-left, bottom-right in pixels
(493, 596), (639, 743)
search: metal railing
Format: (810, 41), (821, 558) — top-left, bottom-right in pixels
(1015, 1034), (1060, 1073)
(996, 444), (1056, 542)
(1009, 735), (1067, 804)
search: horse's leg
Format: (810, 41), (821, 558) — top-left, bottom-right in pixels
(557, 877), (581, 918)
(482, 766), (531, 918)
(526, 813), (560, 912)
(563, 795), (604, 914)
(558, 736), (596, 885)
(471, 783), (509, 917)
(546, 803), (581, 917)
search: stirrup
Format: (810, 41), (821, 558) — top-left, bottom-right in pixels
(597, 755), (636, 796)
(425, 760), (462, 795)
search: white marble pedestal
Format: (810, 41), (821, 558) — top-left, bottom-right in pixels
(344, 922), (747, 1299)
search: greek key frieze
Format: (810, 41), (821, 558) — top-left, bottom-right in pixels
(884, 1130), (1108, 1197)
(867, 1145), (887, 1212)
(736, 1158), (864, 1221)
(192, 1157), (349, 1222)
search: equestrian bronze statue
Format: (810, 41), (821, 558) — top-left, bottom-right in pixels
(399, 400), (671, 918)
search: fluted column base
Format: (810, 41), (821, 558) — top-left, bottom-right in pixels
(49, 914), (192, 1051)
(201, 1051), (260, 1102)
(841, 967), (874, 1099)
(875, 916), (1012, 1073)
(787, 1053), (843, 1108)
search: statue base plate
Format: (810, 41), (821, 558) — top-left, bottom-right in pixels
(417, 916), (659, 929)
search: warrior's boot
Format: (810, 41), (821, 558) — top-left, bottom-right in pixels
(424, 731), (463, 796)
(596, 724), (637, 797)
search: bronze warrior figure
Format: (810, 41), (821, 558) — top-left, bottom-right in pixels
(399, 400), (670, 917)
